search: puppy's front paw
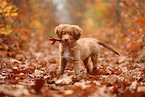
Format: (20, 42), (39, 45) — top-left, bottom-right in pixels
(93, 67), (97, 72)
(91, 67), (98, 75)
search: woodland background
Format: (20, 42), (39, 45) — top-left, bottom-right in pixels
(0, 0), (145, 97)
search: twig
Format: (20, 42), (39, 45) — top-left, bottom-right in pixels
(49, 37), (62, 45)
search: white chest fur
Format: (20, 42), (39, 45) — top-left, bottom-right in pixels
(60, 44), (74, 60)
(63, 47), (69, 58)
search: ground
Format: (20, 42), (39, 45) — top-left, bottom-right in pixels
(0, 31), (145, 97)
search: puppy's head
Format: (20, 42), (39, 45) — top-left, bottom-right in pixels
(55, 24), (82, 44)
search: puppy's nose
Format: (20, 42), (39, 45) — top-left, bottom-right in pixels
(65, 39), (68, 42)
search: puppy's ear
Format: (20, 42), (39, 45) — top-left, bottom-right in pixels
(72, 25), (82, 40)
(55, 26), (62, 38)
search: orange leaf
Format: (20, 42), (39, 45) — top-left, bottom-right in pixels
(4, 13), (10, 16)
(127, 44), (137, 50)
(11, 8), (19, 12)
(0, 1), (7, 8)
(139, 22), (145, 27)
(0, 7), (2, 13)
(11, 12), (18, 16)
(3, 6), (12, 13)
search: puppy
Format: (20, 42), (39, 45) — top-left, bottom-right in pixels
(55, 24), (120, 76)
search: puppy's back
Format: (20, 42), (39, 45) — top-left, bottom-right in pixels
(77, 38), (100, 60)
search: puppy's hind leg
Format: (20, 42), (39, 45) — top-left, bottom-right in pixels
(91, 53), (99, 73)
(83, 57), (90, 74)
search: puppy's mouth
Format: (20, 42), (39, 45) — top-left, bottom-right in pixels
(62, 39), (71, 44)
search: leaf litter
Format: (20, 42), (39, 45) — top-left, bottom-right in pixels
(0, 34), (145, 97)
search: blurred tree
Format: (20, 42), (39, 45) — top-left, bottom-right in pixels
(82, 0), (109, 32)
(67, 0), (87, 26)
(32, 0), (57, 35)
(23, 0), (57, 35)
(53, 0), (71, 24)
(53, 0), (86, 26)
(0, 0), (19, 35)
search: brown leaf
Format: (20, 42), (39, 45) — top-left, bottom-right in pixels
(31, 78), (45, 94)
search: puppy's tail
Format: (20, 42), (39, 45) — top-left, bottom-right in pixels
(97, 40), (120, 56)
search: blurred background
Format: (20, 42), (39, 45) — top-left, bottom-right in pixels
(0, 0), (145, 60)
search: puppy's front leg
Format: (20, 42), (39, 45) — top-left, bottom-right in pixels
(73, 59), (81, 76)
(60, 58), (67, 75)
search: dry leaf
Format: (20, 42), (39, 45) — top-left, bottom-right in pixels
(0, 1), (7, 8)
(0, 85), (30, 97)
(55, 74), (73, 84)
(11, 12), (18, 16)
(129, 80), (138, 90)
(3, 6), (12, 13)
(74, 80), (91, 89)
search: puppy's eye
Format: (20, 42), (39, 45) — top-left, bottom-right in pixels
(70, 33), (73, 36)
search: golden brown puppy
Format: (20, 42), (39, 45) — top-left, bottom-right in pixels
(55, 24), (120, 76)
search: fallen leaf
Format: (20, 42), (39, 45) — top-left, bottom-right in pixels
(0, 85), (30, 97)
(129, 80), (138, 90)
(55, 74), (73, 85)
(74, 80), (91, 89)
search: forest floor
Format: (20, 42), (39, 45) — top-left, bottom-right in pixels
(0, 28), (145, 97)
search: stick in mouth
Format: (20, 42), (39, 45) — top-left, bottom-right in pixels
(49, 37), (62, 45)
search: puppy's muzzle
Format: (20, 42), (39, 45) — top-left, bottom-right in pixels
(65, 39), (68, 42)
